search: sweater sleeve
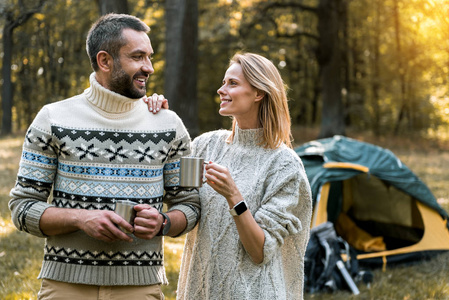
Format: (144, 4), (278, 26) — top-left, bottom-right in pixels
(163, 114), (200, 235)
(254, 151), (312, 264)
(9, 106), (56, 238)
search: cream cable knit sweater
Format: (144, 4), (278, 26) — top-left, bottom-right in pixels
(177, 127), (312, 300)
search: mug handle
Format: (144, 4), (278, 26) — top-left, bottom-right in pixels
(202, 161), (210, 184)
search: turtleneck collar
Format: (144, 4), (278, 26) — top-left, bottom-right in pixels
(232, 124), (264, 147)
(83, 72), (140, 114)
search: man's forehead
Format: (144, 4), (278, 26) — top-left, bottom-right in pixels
(120, 29), (153, 53)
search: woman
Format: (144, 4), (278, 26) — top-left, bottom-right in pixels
(147, 52), (312, 299)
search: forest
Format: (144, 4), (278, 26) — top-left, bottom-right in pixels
(2, 1), (449, 299)
(1, 0), (449, 140)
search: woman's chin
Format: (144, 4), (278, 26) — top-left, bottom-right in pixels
(218, 109), (231, 117)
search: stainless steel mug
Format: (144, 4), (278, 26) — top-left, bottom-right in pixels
(114, 200), (137, 233)
(180, 157), (207, 188)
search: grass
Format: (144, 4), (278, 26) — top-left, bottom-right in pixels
(0, 136), (44, 300)
(1, 129), (449, 299)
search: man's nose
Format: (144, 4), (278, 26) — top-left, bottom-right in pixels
(142, 57), (154, 74)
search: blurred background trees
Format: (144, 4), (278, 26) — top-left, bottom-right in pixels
(1, 0), (448, 141)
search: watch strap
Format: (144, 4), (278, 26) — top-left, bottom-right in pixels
(157, 212), (171, 236)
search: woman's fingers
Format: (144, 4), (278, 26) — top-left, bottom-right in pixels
(144, 93), (168, 113)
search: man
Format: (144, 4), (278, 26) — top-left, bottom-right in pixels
(9, 13), (200, 299)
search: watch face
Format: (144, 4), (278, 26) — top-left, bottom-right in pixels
(234, 201), (248, 215)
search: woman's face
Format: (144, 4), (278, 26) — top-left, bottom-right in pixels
(217, 63), (263, 129)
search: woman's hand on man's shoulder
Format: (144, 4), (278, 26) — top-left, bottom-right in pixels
(143, 93), (169, 114)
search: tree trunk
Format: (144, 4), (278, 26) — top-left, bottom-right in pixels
(393, 0), (407, 135)
(1, 0), (46, 135)
(317, 0), (345, 138)
(342, 0), (351, 127)
(96, 0), (129, 15)
(164, 0), (199, 137)
(371, 0), (381, 136)
(1, 25), (14, 135)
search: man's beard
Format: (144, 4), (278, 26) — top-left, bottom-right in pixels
(109, 60), (146, 99)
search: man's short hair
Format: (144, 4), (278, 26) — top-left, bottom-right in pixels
(86, 13), (150, 71)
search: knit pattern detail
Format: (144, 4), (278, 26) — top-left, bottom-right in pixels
(9, 73), (200, 286)
(177, 127), (312, 300)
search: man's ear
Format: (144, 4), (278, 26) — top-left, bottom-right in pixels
(97, 51), (113, 72)
(255, 90), (266, 102)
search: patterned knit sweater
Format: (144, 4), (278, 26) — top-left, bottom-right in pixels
(9, 73), (200, 286)
(177, 128), (312, 300)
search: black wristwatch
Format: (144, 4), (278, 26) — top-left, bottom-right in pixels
(229, 200), (248, 217)
(157, 212), (171, 236)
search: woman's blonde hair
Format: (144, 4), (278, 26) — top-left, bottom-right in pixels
(227, 52), (293, 149)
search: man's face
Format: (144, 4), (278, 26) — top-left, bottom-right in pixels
(108, 28), (154, 99)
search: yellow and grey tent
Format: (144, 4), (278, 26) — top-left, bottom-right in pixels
(295, 135), (449, 267)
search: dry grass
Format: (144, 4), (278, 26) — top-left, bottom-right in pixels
(1, 129), (449, 299)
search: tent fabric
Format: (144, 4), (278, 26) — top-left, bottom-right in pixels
(295, 135), (449, 222)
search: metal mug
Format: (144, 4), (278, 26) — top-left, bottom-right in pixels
(180, 156), (208, 188)
(114, 200), (137, 233)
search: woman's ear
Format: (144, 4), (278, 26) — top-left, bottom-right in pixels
(255, 90), (266, 102)
(96, 51), (113, 72)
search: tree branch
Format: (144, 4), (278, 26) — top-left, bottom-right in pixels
(239, 0), (318, 40)
(260, 1), (318, 14)
(5, 0), (46, 30)
(266, 13), (319, 42)
(276, 31), (319, 41)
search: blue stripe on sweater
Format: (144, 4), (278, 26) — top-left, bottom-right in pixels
(22, 151), (58, 166)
